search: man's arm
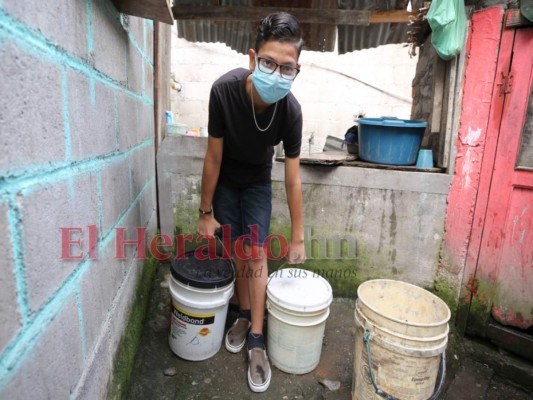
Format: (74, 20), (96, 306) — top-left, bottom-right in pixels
(284, 155), (305, 264)
(197, 135), (224, 236)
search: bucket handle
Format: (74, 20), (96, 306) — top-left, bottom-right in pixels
(362, 330), (446, 400)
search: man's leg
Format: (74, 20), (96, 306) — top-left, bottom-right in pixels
(212, 185), (252, 353)
(225, 246), (252, 353)
(219, 183), (272, 392)
(233, 255), (249, 309)
(243, 245), (271, 393)
(245, 247), (267, 335)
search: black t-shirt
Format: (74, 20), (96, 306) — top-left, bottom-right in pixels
(208, 68), (302, 187)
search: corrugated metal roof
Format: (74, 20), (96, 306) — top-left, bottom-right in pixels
(174, 0), (425, 54)
(337, 0), (425, 53)
(176, 0), (255, 54)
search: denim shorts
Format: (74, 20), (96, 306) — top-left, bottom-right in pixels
(213, 183), (272, 247)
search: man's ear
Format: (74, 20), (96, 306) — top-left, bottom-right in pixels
(248, 48), (256, 71)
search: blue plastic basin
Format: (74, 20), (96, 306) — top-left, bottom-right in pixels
(357, 117), (428, 165)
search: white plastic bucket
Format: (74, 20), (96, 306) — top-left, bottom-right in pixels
(266, 268), (333, 374)
(352, 279), (450, 400)
(168, 251), (234, 361)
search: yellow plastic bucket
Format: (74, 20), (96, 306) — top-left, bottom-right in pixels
(353, 279), (450, 400)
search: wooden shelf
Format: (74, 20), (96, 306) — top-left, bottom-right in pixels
(276, 151), (445, 172)
(112, 0), (174, 25)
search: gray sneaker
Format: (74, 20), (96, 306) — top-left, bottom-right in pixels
(247, 348), (271, 392)
(225, 318), (251, 353)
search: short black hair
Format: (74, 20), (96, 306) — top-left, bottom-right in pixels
(255, 12), (304, 56)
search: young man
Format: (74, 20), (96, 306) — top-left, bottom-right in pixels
(196, 12), (305, 393)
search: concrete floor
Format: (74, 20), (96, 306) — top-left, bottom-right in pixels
(126, 263), (533, 400)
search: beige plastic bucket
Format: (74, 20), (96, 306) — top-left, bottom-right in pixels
(266, 268), (333, 374)
(353, 279), (450, 400)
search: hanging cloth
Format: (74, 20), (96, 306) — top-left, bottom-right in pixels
(427, 0), (468, 60)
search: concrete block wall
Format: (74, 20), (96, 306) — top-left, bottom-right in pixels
(170, 27), (418, 153)
(0, 1), (157, 398)
(158, 136), (453, 290)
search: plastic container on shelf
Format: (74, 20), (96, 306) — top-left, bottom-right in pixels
(356, 117), (427, 165)
(166, 123), (187, 136)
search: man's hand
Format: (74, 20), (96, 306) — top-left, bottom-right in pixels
(287, 240), (305, 264)
(197, 215), (221, 236)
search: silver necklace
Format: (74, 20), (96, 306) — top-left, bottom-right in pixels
(250, 83), (277, 132)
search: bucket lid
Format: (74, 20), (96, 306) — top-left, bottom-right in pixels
(170, 250), (234, 289)
(267, 268), (333, 313)
(357, 117), (428, 128)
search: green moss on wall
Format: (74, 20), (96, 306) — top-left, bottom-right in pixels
(268, 221), (379, 298)
(458, 278), (495, 337)
(173, 204), (197, 235)
(305, 259), (364, 297)
(171, 211), (415, 299)
(430, 277), (459, 318)
(455, 298), (471, 333)
(107, 256), (158, 400)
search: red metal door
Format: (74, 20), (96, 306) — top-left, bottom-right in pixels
(467, 26), (533, 358)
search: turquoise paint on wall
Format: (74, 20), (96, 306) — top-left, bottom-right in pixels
(114, 94), (120, 150)
(0, 256), (87, 369)
(141, 54), (146, 94)
(0, 139), (153, 198)
(63, 64), (76, 200)
(0, 10), (153, 106)
(86, 0), (94, 55)
(0, 177), (155, 388)
(0, 1), (157, 393)
(127, 31), (149, 65)
(97, 174), (103, 239)
(67, 176), (76, 201)
(75, 288), (87, 359)
(100, 176), (155, 247)
(123, 18), (152, 68)
(7, 199), (29, 326)
(62, 67), (73, 162)
(0, 289), (85, 389)
(89, 77), (96, 106)
(143, 20), (147, 62)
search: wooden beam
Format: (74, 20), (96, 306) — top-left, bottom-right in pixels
(369, 9), (415, 23)
(505, 9), (533, 28)
(305, 0), (337, 52)
(431, 56), (445, 135)
(442, 56), (458, 169)
(112, 0), (174, 24)
(172, 6), (416, 25)
(448, 25), (469, 175)
(487, 320), (533, 362)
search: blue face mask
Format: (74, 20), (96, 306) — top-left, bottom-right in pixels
(251, 64), (293, 104)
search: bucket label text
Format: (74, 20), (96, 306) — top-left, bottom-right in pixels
(172, 305), (215, 325)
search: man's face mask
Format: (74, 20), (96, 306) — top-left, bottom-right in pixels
(251, 56), (297, 104)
